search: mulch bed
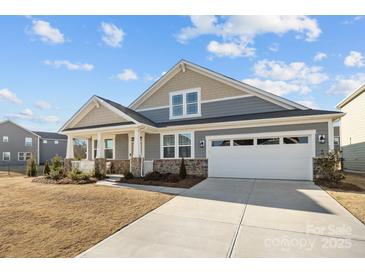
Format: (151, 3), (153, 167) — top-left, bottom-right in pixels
(315, 180), (364, 192)
(123, 175), (205, 189)
(32, 176), (97, 185)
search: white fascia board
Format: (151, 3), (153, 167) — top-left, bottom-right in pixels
(336, 84), (365, 109)
(60, 124), (138, 135)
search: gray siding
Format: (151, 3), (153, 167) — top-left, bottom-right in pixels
(39, 139), (67, 164)
(115, 134), (129, 159)
(0, 121), (39, 165)
(342, 142), (365, 172)
(145, 133), (160, 160)
(138, 96), (286, 123)
(194, 122), (329, 158)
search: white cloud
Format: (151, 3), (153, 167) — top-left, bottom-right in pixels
(35, 100), (52, 110)
(253, 59), (328, 85)
(100, 22), (125, 48)
(207, 40), (255, 58)
(30, 19), (65, 44)
(269, 43), (279, 52)
(115, 69), (138, 81)
(44, 60), (94, 71)
(6, 108), (60, 124)
(243, 78), (307, 96)
(314, 52), (327, 62)
(342, 16), (364, 24)
(0, 88), (22, 104)
(328, 73), (365, 95)
(297, 100), (318, 109)
(177, 16), (321, 58)
(344, 51), (364, 67)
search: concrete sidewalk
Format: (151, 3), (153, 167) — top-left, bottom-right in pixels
(80, 178), (365, 258)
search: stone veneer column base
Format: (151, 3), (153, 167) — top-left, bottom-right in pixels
(95, 158), (106, 178)
(63, 158), (73, 174)
(153, 159), (208, 177)
(130, 158), (142, 177)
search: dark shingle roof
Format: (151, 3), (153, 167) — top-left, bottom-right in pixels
(155, 109), (343, 127)
(33, 131), (67, 140)
(96, 96), (157, 127)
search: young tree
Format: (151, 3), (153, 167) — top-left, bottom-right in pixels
(44, 160), (51, 175)
(179, 158), (187, 179)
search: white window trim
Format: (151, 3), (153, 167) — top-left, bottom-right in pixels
(2, 152), (10, 161)
(3, 136), (8, 143)
(169, 88), (201, 119)
(160, 131), (195, 159)
(54, 140), (59, 144)
(92, 135), (115, 160)
(18, 152), (32, 161)
(25, 137), (33, 147)
(43, 140), (48, 144)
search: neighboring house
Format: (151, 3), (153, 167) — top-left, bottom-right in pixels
(334, 125), (340, 151)
(336, 84), (365, 172)
(0, 120), (66, 166)
(60, 60), (343, 181)
(34, 131), (67, 164)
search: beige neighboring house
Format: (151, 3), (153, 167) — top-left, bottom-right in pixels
(337, 84), (365, 172)
(60, 60), (343, 181)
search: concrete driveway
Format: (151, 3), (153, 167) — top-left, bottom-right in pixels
(79, 178), (365, 258)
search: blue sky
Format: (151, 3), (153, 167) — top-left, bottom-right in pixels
(0, 15), (364, 132)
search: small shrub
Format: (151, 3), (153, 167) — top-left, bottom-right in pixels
(43, 160), (51, 176)
(179, 158), (187, 179)
(48, 169), (63, 180)
(51, 155), (62, 172)
(144, 171), (162, 181)
(68, 168), (90, 181)
(124, 171), (134, 180)
(26, 158), (37, 177)
(166, 174), (180, 183)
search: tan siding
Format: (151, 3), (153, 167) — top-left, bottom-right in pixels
(137, 68), (248, 109)
(340, 91), (365, 146)
(73, 105), (127, 128)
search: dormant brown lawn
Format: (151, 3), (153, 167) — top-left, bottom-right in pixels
(0, 176), (173, 258)
(325, 173), (365, 224)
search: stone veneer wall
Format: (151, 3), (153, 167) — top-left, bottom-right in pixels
(64, 158), (73, 173)
(95, 158), (106, 178)
(153, 159), (208, 177)
(130, 158), (142, 177)
(109, 160), (130, 174)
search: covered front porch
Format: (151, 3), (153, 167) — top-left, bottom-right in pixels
(64, 126), (153, 177)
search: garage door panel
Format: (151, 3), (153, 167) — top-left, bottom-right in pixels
(208, 132), (314, 180)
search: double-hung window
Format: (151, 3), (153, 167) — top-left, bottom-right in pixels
(3, 136), (8, 142)
(170, 89), (200, 119)
(104, 139), (114, 159)
(162, 133), (192, 159)
(18, 152), (32, 161)
(2, 152), (10, 161)
(25, 137), (32, 147)
(93, 140), (98, 159)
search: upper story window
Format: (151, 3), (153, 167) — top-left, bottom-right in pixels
(3, 136), (8, 143)
(25, 137), (32, 147)
(169, 88), (201, 119)
(43, 140), (48, 144)
(54, 140), (59, 144)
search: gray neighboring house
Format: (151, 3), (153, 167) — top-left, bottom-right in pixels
(0, 120), (66, 166)
(60, 59), (343, 181)
(336, 84), (365, 172)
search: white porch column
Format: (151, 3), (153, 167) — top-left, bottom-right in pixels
(66, 135), (74, 159)
(96, 132), (104, 158)
(328, 120), (334, 151)
(133, 128), (141, 158)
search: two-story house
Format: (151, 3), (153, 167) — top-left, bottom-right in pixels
(337, 84), (365, 172)
(0, 120), (67, 166)
(60, 60), (343, 180)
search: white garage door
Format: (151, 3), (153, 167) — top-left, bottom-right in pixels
(207, 130), (315, 180)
